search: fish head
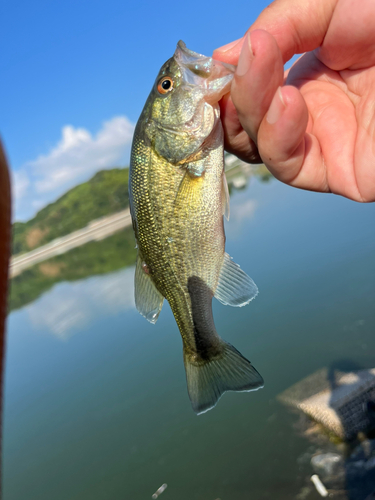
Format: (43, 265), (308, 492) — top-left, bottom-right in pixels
(143, 41), (235, 164)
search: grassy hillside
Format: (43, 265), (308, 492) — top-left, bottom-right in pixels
(13, 168), (129, 255)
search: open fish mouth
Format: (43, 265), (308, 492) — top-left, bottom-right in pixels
(174, 41), (235, 100)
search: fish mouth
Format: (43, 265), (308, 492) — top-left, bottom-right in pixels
(174, 41), (235, 103)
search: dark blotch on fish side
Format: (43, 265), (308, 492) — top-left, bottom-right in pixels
(187, 276), (221, 361)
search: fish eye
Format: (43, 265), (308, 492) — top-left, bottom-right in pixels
(157, 76), (174, 94)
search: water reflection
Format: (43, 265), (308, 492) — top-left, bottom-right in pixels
(26, 267), (135, 339)
(229, 198), (258, 234)
(4, 169), (375, 500)
(9, 228), (137, 313)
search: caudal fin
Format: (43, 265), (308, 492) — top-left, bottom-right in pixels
(183, 341), (263, 415)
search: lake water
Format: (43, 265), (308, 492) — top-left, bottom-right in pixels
(4, 175), (375, 500)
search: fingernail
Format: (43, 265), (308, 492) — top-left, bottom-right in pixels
(266, 87), (286, 124)
(236, 32), (254, 76)
(218, 37), (243, 53)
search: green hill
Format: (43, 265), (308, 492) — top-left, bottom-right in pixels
(13, 168), (129, 256)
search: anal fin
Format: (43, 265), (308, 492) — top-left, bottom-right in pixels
(214, 253), (258, 307)
(135, 254), (164, 324)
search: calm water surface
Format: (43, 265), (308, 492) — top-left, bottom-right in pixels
(4, 178), (375, 500)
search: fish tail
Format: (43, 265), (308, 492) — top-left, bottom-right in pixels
(183, 341), (263, 415)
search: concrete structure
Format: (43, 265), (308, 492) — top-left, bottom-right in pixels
(279, 368), (375, 440)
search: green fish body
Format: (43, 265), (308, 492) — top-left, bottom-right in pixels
(129, 41), (263, 414)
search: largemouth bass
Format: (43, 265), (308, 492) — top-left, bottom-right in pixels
(129, 41), (263, 414)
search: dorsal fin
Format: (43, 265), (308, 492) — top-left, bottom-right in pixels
(214, 253), (258, 307)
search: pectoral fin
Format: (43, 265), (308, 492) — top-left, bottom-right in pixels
(134, 254), (164, 324)
(214, 253), (258, 307)
(174, 170), (204, 214)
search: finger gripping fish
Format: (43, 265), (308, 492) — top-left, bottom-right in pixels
(129, 41), (263, 414)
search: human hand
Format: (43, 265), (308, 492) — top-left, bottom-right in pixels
(213, 0), (375, 202)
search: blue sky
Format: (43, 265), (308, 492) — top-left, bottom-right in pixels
(1, 0), (273, 221)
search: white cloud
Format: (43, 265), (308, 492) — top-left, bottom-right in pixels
(12, 116), (135, 221)
(12, 170), (30, 212)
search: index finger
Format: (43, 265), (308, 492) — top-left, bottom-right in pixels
(213, 0), (337, 64)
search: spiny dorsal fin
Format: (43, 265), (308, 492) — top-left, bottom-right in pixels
(214, 253), (258, 307)
(134, 254), (164, 324)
